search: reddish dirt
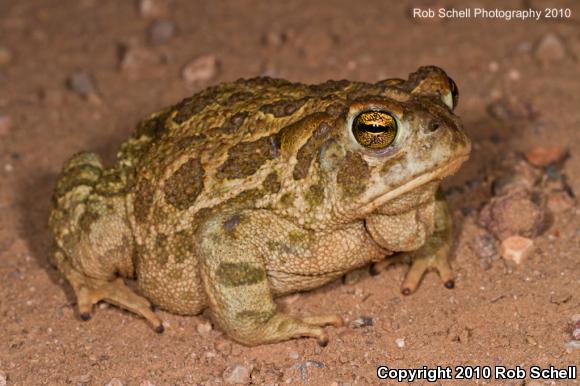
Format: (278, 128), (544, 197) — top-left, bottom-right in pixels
(0, 0), (578, 385)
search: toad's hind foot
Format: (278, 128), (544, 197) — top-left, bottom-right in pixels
(231, 312), (343, 347)
(56, 252), (163, 331)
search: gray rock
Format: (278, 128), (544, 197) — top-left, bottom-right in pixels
(351, 316), (373, 329)
(67, 71), (100, 102)
(149, 19), (176, 45)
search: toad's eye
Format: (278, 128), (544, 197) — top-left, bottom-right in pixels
(352, 111), (397, 149)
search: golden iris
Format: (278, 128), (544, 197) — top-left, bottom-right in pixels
(352, 111), (397, 149)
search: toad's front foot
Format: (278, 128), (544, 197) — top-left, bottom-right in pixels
(371, 192), (455, 294)
(400, 193), (455, 295)
(400, 248), (454, 295)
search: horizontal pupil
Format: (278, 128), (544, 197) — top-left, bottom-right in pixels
(360, 123), (390, 133)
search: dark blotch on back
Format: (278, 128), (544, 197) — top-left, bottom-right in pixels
(164, 158), (205, 210)
(79, 208), (100, 233)
(293, 122), (332, 180)
(216, 262), (267, 287)
(135, 179), (155, 223)
(309, 79), (350, 94)
(304, 183), (325, 207)
(223, 213), (242, 235)
(262, 171), (281, 194)
(237, 77), (292, 88)
(173, 91), (216, 124)
(217, 136), (278, 179)
(260, 97), (307, 117)
(225, 91), (253, 104)
(337, 151), (370, 197)
(215, 111), (248, 135)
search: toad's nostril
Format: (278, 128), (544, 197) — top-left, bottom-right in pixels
(428, 120), (441, 132)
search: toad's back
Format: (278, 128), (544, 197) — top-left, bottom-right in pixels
(125, 77), (386, 234)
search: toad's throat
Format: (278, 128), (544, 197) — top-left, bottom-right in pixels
(356, 155), (469, 215)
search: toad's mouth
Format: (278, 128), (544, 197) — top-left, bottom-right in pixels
(356, 154), (469, 214)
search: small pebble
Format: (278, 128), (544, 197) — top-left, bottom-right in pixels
(545, 164), (561, 180)
(182, 55), (219, 84)
(524, 146), (567, 168)
(573, 328), (580, 340)
(105, 378), (125, 386)
(67, 71), (100, 103)
(0, 115), (13, 136)
(507, 69), (520, 81)
(525, 335), (537, 346)
(196, 321), (212, 336)
(223, 364), (251, 385)
(0, 370), (7, 386)
(149, 19), (176, 45)
(351, 316), (373, 329)
(119, 45), (162, 78)
(517, 41), (532, 53)
(500, 236), (534, 265)
(263, 31), (287, 47)
(534, 32), (567, 63)
(139, 381), (156, 386)
(488, 61), (499, 72)
(479, 191), (544, 240)
(471, 233), (498, 270)
(139, 0), (170, 19)
(215, 340), (232, 355)
(0, 47), (13, 66)
(289, 351), (299, 360)
(4, 163), (14, 172)
(395, 338), (405, 348)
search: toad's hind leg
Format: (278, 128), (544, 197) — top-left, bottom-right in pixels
(398, 191), (454, 295)
(53, 250), (163, 331)
(49, 152), (162, 331)
(197, 211), (343, 347)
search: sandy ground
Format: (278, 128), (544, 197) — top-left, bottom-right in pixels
(0, 0), (579, 385)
